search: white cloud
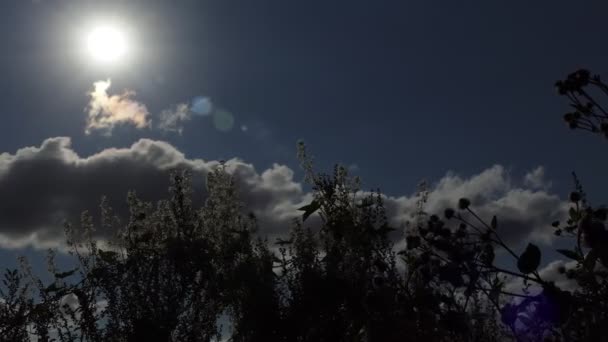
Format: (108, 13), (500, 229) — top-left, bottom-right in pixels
(524, 166), (551, 190)
(86, 80), (150, 135)
(158, 103), (191, 135)
(384, 165), (568, 245)
(0, 138), (303, 249)
(0, 139), (569, 250)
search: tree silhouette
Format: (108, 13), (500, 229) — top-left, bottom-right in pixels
(1, 70), (608, 341)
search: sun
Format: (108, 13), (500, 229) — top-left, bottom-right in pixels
(87, 26), (127, 63)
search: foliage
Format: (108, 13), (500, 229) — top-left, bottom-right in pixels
(1, 70), (608, 341)
(556, 69), (608, 138)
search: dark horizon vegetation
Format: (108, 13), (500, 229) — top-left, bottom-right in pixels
(1, 69), (607, 341)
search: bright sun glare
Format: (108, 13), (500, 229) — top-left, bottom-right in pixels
(87, 26), (127, 63)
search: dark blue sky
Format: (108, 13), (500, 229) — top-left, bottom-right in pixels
(1, 0), (607, 199)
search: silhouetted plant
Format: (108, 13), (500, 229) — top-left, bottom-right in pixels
(2, 69), (608, 341)
(271, 143), (402, 341)
(556, 69), (608, 138)
(0, 268), (32, 341)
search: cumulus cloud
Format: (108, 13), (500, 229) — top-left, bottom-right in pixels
(158, 103), (191, 135)
(86, 80), (150, 135)
(0, 137), (304, 249)
(0, 139), (568, 250)
(524, 166), (551, 190)
(383, 165), (568, 245)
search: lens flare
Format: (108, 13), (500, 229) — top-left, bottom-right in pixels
(191, 96), (213, 116)
(213, 109), (235, 132)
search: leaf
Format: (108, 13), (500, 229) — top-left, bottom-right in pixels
(517, 243), (541, 274)
(54, 268), (78, 279)
(491, 215), (497, 230)
(481, 244), (495, 266)
(568, 207), (579, 221)
(556, 249), (581, 261)
(44, 283), (61, 293)
(406, 235), (421, 250)
(489, 285), (501, 303)
(275, 238), (293, 246)
(584, 249), (599, 270)
(376, 225), (396, 235)
(439, 264), (463, 287)
(298, 200), (321, 222)
(98, 250), (118, 263)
